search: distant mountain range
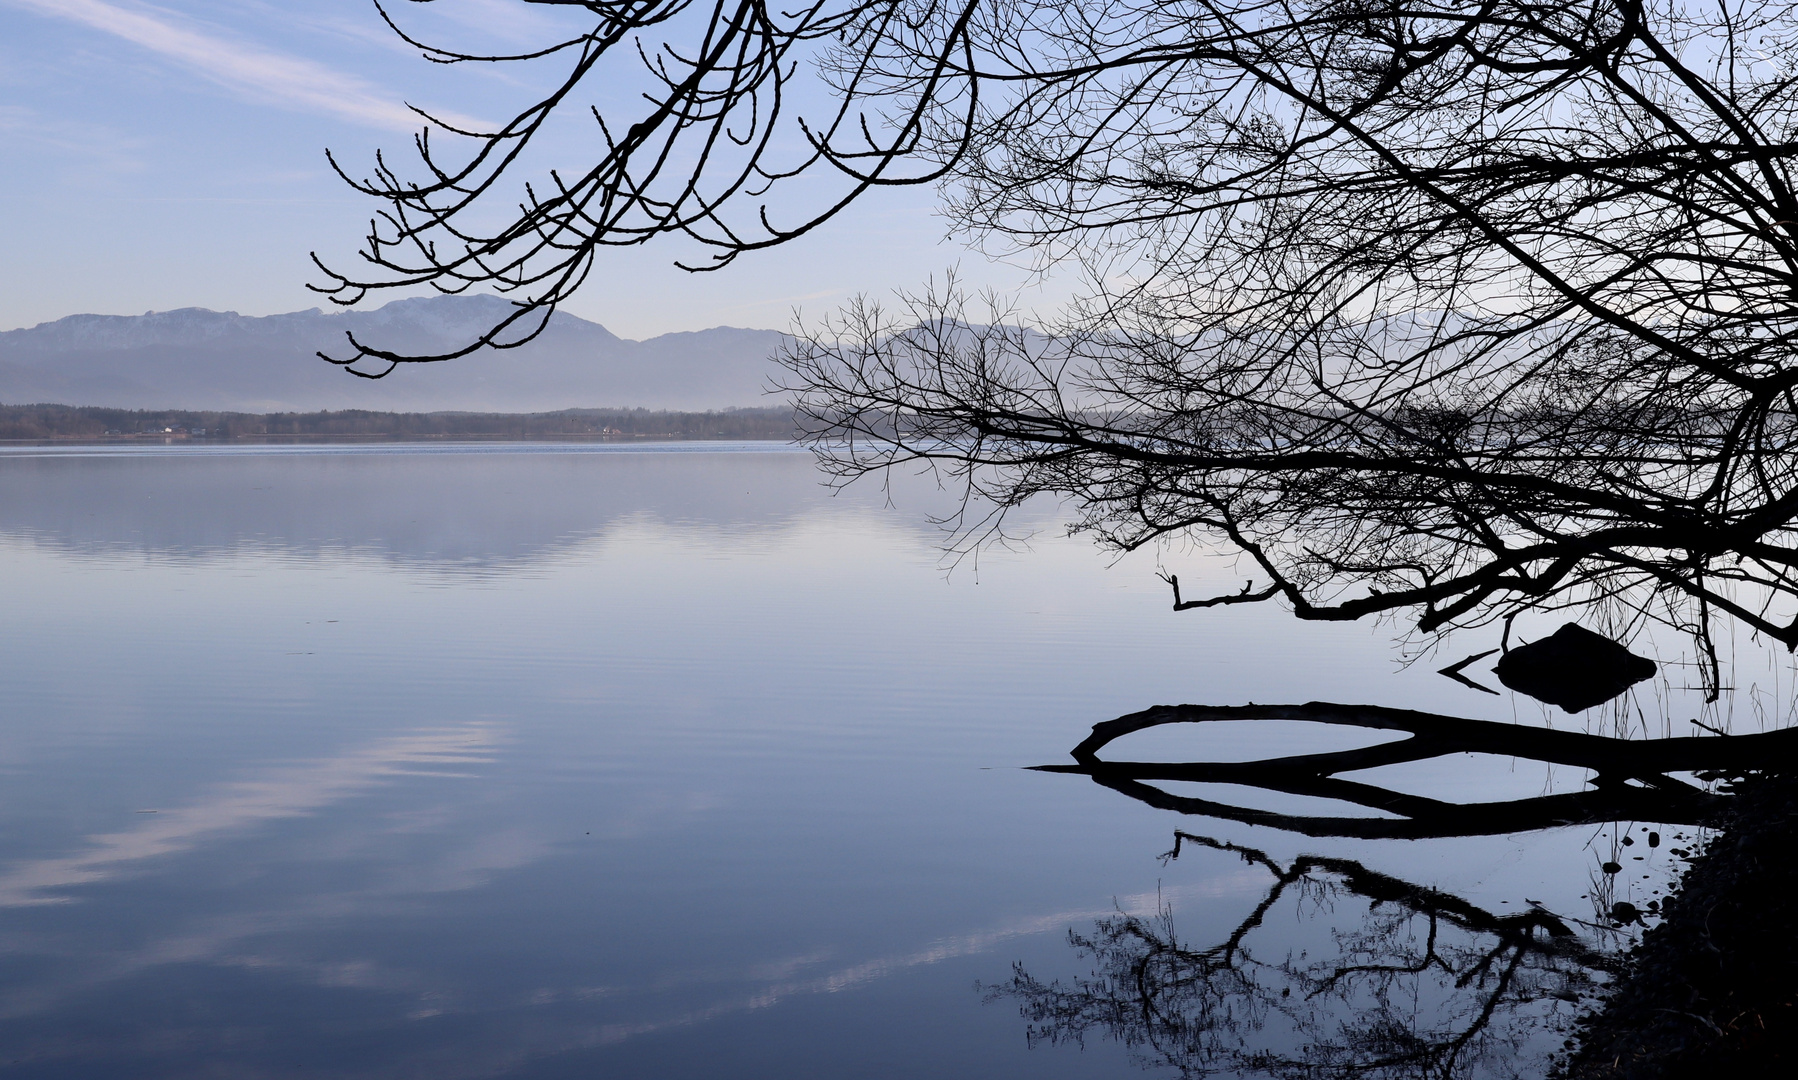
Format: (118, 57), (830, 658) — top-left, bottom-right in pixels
(0, 295), (793, 412)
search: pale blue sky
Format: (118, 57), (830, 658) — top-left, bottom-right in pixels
(2, 0), (1061, 338)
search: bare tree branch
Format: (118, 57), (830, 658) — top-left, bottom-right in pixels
(316, 3), (1798, 684)
(1031, 701), (1795, 838)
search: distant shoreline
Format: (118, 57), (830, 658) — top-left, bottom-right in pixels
(0, 404), (799, 443)
(0, 434), (787, 444)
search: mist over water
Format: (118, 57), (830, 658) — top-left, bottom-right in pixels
(0, 444), (1715, 1077)
(0, 443), (825, 571)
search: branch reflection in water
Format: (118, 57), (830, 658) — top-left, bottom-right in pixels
(1001, 702), (1798, 1077)
(991, 834), (1609, 1080)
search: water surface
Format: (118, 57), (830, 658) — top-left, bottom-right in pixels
(0, 443), (1726, 1077)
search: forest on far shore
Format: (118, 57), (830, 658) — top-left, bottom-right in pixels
(0, 404), (798, 442)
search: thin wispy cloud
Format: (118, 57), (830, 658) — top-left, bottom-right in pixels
(8, 0), (483, 132)
(0, 724), (500, 906)
(0, 104), (147, 172)
(574, 873), (1268, 1047)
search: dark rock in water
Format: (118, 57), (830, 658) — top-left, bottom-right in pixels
(1494, 623), (1656, 713)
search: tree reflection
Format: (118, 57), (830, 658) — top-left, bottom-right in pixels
(992, 834), (1612, 1080)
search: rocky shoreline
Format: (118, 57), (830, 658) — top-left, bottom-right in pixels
(1557, 771), (1798, 1077)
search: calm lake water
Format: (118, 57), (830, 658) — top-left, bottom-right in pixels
(0, 443), (1758, 1078)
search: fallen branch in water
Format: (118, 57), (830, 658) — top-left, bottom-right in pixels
(1033, 703), (1798, 839)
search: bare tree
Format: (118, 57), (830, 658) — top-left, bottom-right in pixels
(310, 0), (977, 372)
(320, 2), (1798, 680)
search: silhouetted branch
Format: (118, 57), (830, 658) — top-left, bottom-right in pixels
(1032, 702), (1797, 838)
(311, 0), (982, 373)
(1159, 572), (1279, 611)
(774, 4), (1798, 679)
(1438, 649), (1501, 695)
(318, 3), (1798, 681)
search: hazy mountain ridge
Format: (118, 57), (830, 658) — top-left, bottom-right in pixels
(0, 295), (790, 412)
